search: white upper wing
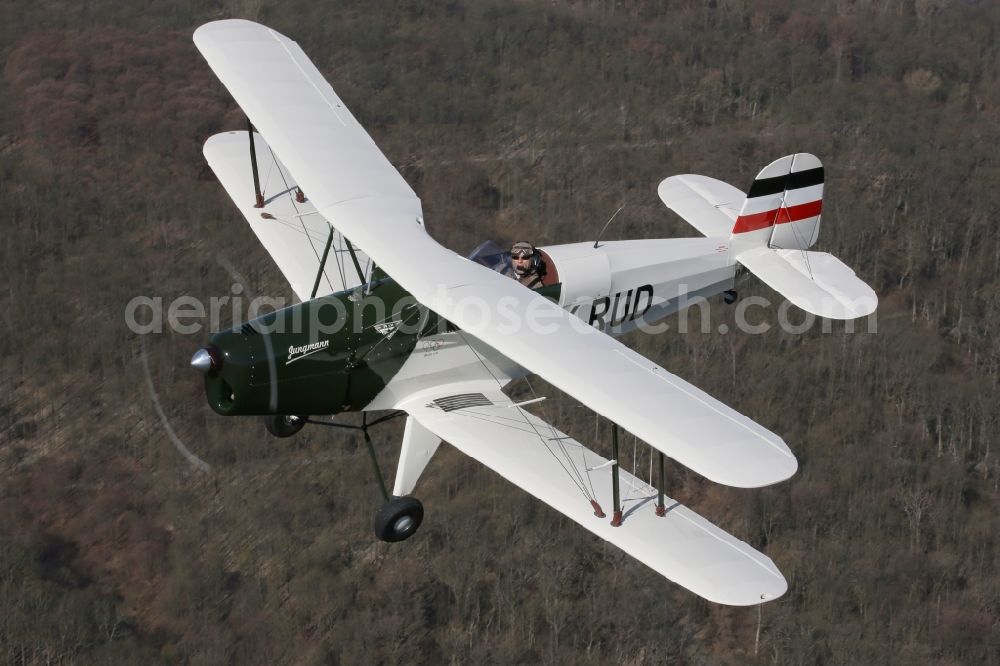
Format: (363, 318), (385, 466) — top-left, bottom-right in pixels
(398, 383), (788, 606)
(195, 20), (797, 488)
(194, 20), (423, 221)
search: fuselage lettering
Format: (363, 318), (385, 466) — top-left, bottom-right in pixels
(587, 284), (654, 330)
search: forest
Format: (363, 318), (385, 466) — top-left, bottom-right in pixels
(1, 0), (998, 663)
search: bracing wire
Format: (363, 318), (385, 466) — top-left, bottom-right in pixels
(523, 374), (598, 502)
(266, 146), (339, 296)
(648, 444), (653, 490)
(248, 211), (373, 293)
(772, 154), (817, 281)
(454, 330), (596, 503)
(509, 368), (593, 501)
(622, 432), (642, 505)
(787, 211), (817, 280)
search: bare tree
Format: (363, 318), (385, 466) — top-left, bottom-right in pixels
(896, 488), (933, 552)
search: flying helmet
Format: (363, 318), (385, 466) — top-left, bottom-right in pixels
(510, 241), (540, 275)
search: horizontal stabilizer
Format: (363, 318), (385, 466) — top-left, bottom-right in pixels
(399, 384), (788, 606)
(737, 247), (877, 320)
(658, 175), (744, 237)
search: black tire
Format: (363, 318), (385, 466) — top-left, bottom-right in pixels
(374, 496), (424, 543)
(723, 290), (738, 305)
(264, 415), (307, 438)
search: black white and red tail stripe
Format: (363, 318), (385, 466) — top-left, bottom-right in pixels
(731, 154), (824, 251)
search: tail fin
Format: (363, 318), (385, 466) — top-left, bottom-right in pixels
(731, 154), (876, 320)
(731, 154), (824, 253)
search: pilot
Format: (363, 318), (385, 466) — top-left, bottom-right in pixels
(510, 241), (544, 289)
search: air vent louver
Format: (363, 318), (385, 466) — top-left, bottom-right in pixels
(432, 393), (492, 412)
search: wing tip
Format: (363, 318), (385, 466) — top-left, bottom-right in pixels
(792, 292), (879, 320)
(194, 19), (275, 48)
(709, 455), (798, 489)
(688, 566), (788, 606)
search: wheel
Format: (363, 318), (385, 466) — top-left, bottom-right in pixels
(264, 414), (307, 438)
(723, 289), (738, 304)
(373, 496), (424, 543)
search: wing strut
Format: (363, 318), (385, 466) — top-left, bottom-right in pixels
(299, 411), (407, 501)
(345, 238), (367, 286)
(246, 118), (264, 208)
(362, 413), (390, 502)
(605, 420), (670, 525)
(611, 423), (622, 527)
(656, 451), (667, 517)
(310, 226), (336, 299)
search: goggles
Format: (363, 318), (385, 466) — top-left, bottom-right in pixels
(511, 248), (534, 258)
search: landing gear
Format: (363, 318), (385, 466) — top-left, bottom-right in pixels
(723, 289), (738, 304)
(297, 411), (420, 542)
(374, 496), (424, 542)
(264, 414), (307, 438)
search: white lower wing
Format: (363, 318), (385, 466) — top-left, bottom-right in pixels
(399, 385), (788, 606)
(203, 131), (372, 300)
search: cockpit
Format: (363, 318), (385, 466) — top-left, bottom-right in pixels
(467, 240), (560, 287)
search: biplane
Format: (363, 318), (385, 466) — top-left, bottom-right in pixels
(190, 20), (877, 606)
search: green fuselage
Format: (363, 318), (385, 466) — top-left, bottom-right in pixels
(204, 278), (427, 416)
(202, 277), (560, 417)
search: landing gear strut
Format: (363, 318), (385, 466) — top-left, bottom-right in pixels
(264, 414), (307, 437)
(373, 496), (424, 542)
(302, 411), (425, 542)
